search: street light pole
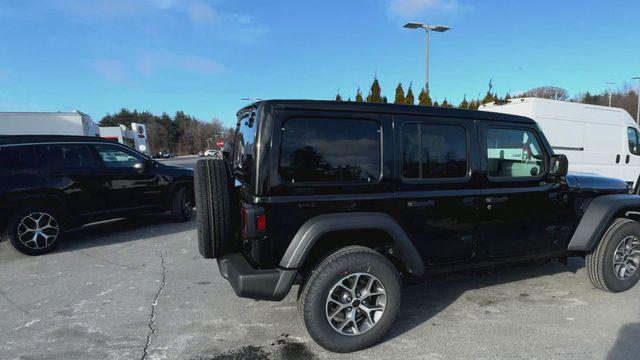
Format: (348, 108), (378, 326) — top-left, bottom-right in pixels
(425, 27), (430, 90)
(403, 22), (450, 92)
(607, 81), (615, 107)
(633, 77), (640, 124)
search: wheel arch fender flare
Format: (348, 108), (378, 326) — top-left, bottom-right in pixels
(278, 212), (426, 276)
(568, 194), (640, 252)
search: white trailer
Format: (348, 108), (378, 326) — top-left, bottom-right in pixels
(0, 111), (99, 137)
(480, 98), (640, 189)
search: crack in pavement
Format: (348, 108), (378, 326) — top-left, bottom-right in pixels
(141, 249), (166, 360)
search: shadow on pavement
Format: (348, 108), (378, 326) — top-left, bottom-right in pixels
(54, 214), (196, 253)
(386, 257), (584, 342)
(607, 322), (640, 360)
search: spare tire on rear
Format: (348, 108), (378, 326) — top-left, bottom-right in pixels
(194, 159), (234, 259)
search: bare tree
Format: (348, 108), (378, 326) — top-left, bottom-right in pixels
(518, 86), (569, 101)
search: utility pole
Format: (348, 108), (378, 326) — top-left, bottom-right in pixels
(633, 77), (640, 124)
(607, 81), (615, 107)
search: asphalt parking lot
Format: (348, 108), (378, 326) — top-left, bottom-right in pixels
(0, 157), (639, 360)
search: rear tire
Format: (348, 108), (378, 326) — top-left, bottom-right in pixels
(586, 218), (640, 292)
(193, 159), (233, 259)
(298, 246), (401, 353)
(6, 207), (63, 256)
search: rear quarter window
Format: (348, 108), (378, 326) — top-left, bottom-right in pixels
(279, 118), (381, 184)
(0, 145), (38, 174)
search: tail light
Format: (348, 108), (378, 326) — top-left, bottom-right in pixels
(240, 206), (266, 238)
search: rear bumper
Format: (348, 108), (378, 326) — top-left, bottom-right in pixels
(217, 253), (297, 301)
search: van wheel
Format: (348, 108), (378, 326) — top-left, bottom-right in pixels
(170, 187), (193, 222)
(586, 218), (640, 292)
(297, 246), (401, 353)
(6, 207), (63, 256)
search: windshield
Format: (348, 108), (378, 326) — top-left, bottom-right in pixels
(233, 111), (257, 184)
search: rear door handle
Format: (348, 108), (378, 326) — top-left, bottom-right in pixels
(407, 200), (435, 208)
(626, 155), (630, 164)
(616, 154), (621, 163)
(485, 196), (509, 204)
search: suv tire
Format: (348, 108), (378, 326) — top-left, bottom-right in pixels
(298, 246), (401, 353)
(170, 187), (193, 222)
(6, 207), (63, 256)
(194, 159), (232, 259)
(586, 218), (640, 292)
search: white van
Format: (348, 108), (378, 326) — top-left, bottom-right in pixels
(480, 98), (640, 190)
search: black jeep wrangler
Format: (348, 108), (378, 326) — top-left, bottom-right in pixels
(194, 100), (640, 352)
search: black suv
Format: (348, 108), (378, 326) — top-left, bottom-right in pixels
(0, 136), (194, 255)
(195, 100), (640, 352)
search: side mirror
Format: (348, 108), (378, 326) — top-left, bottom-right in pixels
(133, 161), (148, 172)
(549, 154), (568, 177)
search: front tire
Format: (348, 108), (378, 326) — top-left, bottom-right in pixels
(6, 207), (63, 256)
(586, 218), (640, 292)
(298, 246), (401, 353)
(170, 187), (193, 222)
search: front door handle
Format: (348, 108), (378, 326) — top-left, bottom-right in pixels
(407, 200), (435, 208)
(485, 196), (509, 204)
(616, 154), (621, 163)
(626, 155), (630, 164)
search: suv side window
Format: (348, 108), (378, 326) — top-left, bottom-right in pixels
(37, 144), (96, 169)
(0, 145), (37, 174)
(486, 127), (545, 178)
(628, 127), (640, 155)
(402, 123), (468, 179)
(279, 118), (381, 183)
(93, 143), (145, 168)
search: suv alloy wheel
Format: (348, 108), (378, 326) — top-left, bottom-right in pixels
(586, 218), (640, 292)
(6, 207), (63, 255)
(298, 246), (401, 353)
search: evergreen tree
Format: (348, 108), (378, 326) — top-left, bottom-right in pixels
(441, 98), (452, 108)
(335, 93), (343, 101)
(433, 101), (440, 107)
(405, 84), (415, 105)
(366, 77), (384, 103)
(394, 83), (406, 104)
(382, 96), (388, 103)
(482, 78), (496, 105)
(459, 95), (469, 109)
(355, 87), (364, 102)
(347, 97), (352, 102)
(418, 87), (432, 106)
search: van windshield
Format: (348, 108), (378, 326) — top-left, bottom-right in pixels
(233, 111), (257, 184)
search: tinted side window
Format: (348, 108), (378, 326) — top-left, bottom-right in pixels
(93, 144), (145, 168)
(233, 114), (257, 184)
(37, 144), (96, 169)
(628, 127), (640, 155)
(402, 123), (468, 179)
(279, 118), (381, 183)
(0, 146), (37, 174)
(486, 128), (545, 178)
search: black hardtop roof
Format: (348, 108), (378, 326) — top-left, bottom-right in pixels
(238, 99), (536, 124)
(0, 135), (118, 146)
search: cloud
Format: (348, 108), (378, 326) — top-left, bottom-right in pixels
(136, 51), (225, 76)
(188, 1), (218, 26)
(93, 59), (128, 83)
(389, 0), (466, 18)
(181, 55), (224, 74)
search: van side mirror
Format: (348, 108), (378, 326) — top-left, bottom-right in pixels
(549, 154), (568, 177)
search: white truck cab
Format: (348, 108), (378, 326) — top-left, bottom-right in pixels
(481, 98), (640, 190)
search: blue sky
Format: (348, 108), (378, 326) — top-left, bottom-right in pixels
(0, 0), (638, 127)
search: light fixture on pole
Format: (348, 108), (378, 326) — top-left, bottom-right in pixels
(606, 81), (615, 107)
(633, 77), (640, 124)
(403, 22), (450, 93)
(241, 97), (264, 102)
